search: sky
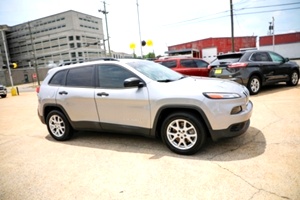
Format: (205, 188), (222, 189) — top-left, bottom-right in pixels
(0, 0), (300, 56)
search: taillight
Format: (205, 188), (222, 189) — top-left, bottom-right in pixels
(228, 62), (248, 68)
(36, 86), (40, 93)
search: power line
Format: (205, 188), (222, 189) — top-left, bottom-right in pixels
(163, 2), (300, 27)
(234, 6), (300, 16)
(235, 2), (300, 11)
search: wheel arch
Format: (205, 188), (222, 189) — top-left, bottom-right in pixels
(43, 104), (74, 129)
(151, 106), (211, 139)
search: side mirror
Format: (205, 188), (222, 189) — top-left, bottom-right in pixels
(124, 77), (144, 88)
(285, 58), (289, 62)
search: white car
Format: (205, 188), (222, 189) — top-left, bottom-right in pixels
(37, 59), (253, 155)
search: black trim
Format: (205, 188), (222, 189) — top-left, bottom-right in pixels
(150, 105), (212, 137)
(209, 120), (250, 141)
(100, 123), (151, 137)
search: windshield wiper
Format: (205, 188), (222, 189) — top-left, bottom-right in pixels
(157, 79), (174, 82)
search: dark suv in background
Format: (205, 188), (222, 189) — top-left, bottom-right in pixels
(155, 57), (210, 77)
(209, 50), (299, 95)
(0, 83), (7, 98)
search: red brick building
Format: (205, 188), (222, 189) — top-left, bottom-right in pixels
(167, 36), (257, 62)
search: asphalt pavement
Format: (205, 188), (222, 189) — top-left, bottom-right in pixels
(0, 83), (299, 200)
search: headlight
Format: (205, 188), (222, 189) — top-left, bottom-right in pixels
(203, 92), (241, 99)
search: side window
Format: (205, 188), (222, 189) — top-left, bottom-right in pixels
(97, 64), (138, 88)
(49, 70), (67, 85)
(269, 52), (284, 62)
(160, 61), (177, 68)
(251, 52), (271, 62)
(195, 60), (208, 68)
(66, 66), (94, 87)
(181, 59), (196, 68)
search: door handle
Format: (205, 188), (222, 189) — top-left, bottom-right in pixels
(58, 91), (68, 95)
(97, 92), (109, 97)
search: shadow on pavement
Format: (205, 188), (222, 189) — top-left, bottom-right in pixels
(45, 126), (265, 161)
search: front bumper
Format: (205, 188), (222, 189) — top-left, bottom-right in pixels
(210, 119), (250, 141)
(208, 100), (253, 141)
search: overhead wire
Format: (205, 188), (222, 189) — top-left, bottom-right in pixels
(163, 2), (300, 27)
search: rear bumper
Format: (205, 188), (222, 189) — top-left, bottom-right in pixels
(37, 109), (45, 124)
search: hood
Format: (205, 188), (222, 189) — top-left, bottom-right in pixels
(165, 76), (248, 94)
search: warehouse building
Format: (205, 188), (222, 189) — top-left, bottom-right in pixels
(166, 32), (300, 63)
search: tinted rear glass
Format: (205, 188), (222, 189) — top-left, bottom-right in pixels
(211, 53), (244, 65)
(160, 61), (177, 68)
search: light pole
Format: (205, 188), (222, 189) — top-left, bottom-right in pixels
(136, 0), (143, 58)
(269, 17), (275, 51)
(99, 1), (111, 57)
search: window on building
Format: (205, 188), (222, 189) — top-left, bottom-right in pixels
(77, 43), (81, 48)
(69, 43), (75, 48)
(71, 52), (76, 58)
(69, 36), (74, 41)
(76, 36), (80, 40)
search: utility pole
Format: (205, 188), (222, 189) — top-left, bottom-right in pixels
(230, 0), (235, 52)
(28, 22), (40, 86)
(1, 29), (14, 87)
(268, 17), (275, 51)
(272, 17), (275, 51)
(136, 0), (143, 58)
(99, 1), (111, 57)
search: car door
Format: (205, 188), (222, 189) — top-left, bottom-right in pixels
(268, 51), (291, 81)
(178, 59), (209, 76)
(94, 63), (151, 131)
(56, 65), (101, 129)
(250, 52), (276, 83)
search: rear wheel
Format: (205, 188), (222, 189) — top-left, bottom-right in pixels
(161, 112), (207, 155)
(247, 75), (261, 95)
(46, 110), (73, 141)
(287, 70), (299, 86)
(1, 94), (6, 98)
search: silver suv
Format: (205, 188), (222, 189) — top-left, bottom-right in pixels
(37, 59), (253, 155)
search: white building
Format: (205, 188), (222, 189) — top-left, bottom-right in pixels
(1, 10), (105, 68)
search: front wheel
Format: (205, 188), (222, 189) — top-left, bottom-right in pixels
(161, 112), (207, 155)
(247, 75), (261, 95)
(46, 110), (73, 141)
(287, 70), (299, 86)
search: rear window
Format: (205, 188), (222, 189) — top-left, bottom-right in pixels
(159, 60), (177, 68)
(211, 53), (244, 65)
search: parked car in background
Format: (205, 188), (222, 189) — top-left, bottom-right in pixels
(37, 59), (253, 155)
(155, 56), (210, 77)
(0, 83), (7, 98)
(209, 50), (300, 95)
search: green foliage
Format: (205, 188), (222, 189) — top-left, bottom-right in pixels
(143, 52), (156, 59)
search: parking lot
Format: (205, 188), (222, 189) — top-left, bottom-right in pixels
(0, 83), (300, 200)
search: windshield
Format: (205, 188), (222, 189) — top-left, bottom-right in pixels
(126, 60), (184, 82)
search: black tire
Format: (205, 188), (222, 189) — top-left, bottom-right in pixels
(46, 110), (73, 141)
(161, 112), (207, 155)
(247, 75), (261, 95)
(287, 70), (299, 86)
(1, 95), (6, 98)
